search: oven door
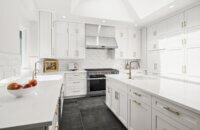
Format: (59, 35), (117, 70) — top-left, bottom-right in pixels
(87, 75), (106, 96)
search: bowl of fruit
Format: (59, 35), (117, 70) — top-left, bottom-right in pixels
(7, 79), (38, 98)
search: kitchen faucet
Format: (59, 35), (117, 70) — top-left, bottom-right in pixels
(32, 61), (40, 80)
(128, 61), (140, 79)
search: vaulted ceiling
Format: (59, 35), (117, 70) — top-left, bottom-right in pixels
(33, 0), (200, 26)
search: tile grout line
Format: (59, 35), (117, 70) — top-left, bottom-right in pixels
(79, 104), (85, 130)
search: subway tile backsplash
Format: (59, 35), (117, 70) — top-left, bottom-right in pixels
(0, 52), (21, 80)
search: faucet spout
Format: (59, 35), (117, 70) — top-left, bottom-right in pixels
(128, 61), (140, 79)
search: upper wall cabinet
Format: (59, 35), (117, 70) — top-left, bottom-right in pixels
(39, 11), (53, 58)
(68, 23), (85, 59)
(115, 27), (141, 59)
(115, 27), (129, 59)
(185, 5), (200, 29)
(167, 13), (184, 34)
(54, 22), (69, 58)
(128, 29), (141, 59)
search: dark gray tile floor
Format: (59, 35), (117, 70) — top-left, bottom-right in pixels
(60, 96), (127, 130)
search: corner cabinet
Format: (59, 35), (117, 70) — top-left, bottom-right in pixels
(106, 77), (200, 130)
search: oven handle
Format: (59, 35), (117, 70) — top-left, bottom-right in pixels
(87, 78), (107, 80)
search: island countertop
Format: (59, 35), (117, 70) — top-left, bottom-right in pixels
(0, 74), (63, 130)
(106, 74), (200, 115)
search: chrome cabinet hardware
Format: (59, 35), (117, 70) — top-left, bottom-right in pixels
(133, 92), (142, 97)
(73, 81), (80, 84)
(133, 100), (141, 106)
(163, 106), (180, 116)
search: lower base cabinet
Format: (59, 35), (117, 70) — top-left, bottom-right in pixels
(128, 96), (151, 130)
(152, 109), (191, 130)
(106, 77), (200, 130)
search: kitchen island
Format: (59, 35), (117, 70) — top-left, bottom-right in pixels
(0, 74), (64, 130)
(106, 74), (200, 130)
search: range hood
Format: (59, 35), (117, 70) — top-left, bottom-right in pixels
(85, 24), (118, 49)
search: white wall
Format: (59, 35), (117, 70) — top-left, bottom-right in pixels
(0, 0), (37, 80)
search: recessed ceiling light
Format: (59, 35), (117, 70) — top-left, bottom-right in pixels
(169, 5), (174, 8)
(102, 20), (106, 23)
(62, 16), (66, 19)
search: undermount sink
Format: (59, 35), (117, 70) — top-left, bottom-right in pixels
(131, 76), (156, 80)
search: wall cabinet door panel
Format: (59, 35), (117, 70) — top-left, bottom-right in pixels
(187, 48), (200, 77)
(167, 13), (184, 33)
(185, 5), (200, 28)
(39, 11), (52, 58)
(186, 27), (200, 48)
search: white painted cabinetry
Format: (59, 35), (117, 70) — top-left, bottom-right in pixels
(115, 26), (141, 59)
(128, 29), (141, 59)
(106, 79), (128, 127)
(185, 5), (200, 29)
(64, 72), (87, 97)
(115, 27), (128, 59)
(68, 23), (85, 59)
(39, 11), (53, 58)
(106, 77), (200, 130)
(54, 21), (69, 58)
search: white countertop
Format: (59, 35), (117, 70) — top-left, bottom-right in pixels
(0, 74), (63, 129)
(106, 74), (200, 115)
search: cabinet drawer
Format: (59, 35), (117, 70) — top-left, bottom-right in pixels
(65, 72), (86, 80)
(65, 88), (86, 96)
(128, 88), (151, 106)
(66, 79), (86, 86)
(152, 97), (200, 129)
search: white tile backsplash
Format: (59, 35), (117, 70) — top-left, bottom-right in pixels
(0, 52), (21, 80)
(57, 49), (125, 71)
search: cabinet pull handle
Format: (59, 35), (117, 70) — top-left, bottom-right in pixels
(73, 82), (80, 84)
(133, 100), (141, 106)
(133, 92), (142, 97)
(163, 106), (180, 116)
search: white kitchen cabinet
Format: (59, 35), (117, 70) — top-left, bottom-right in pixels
(165, 50), (185, 75)
(152, 109), (191, 130)
(185, 5), (200, 29)
(39, 11), (53, 58)
(152, 97), (199, 130)
(128, 96), (151, 130)
(128, 29), (141, 59)
(147, 51), (161, 74)
(187, 48), (200, 77)
(68, 23), (85, 59)
(167, 13), (184, 34)
(111, 89), (120, 115)
(54, 22), (69, 58)
(119, 90), (128, 126)
(106, 86), (112, 108)
(64, 72), (87, 97)
(115, 27), (128, 59)
(186, 27), (200, 48)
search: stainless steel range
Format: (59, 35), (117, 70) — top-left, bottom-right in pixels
(85, 68), (119, 96)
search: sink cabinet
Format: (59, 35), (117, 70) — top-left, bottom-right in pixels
(106, 77), (200, 130)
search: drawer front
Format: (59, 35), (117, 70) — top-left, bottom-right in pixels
(66, 79), (86, 86)
(109, 79), (128, 93)
(65, 88), (86, 96)
(128, 87), (151, 106)
(152, 97), (200, 129)
(65, 73), (86, 80)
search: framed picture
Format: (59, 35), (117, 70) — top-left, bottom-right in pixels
(44, 59), (59, 72)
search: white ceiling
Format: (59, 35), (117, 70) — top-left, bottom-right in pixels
(33, 0), (200, 26)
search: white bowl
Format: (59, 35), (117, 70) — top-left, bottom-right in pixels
(7, 86), (38, 98)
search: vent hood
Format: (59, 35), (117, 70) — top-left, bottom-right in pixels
(85, 24), (118, 49)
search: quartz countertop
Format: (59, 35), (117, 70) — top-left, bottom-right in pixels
(106, 74), (200, 115)
(0, 74), (63, 129)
